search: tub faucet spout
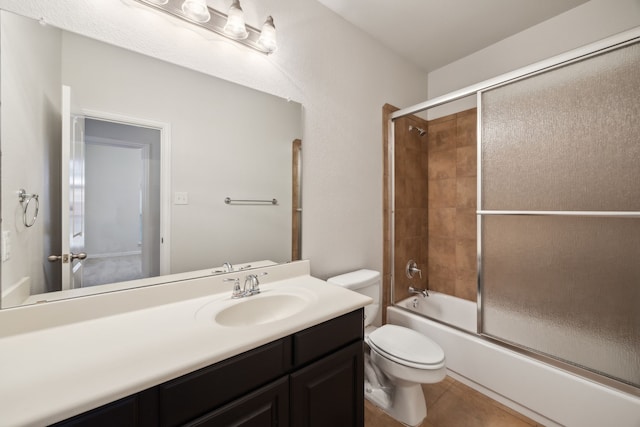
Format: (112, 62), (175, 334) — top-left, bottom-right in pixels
(408, 286), (429, 297)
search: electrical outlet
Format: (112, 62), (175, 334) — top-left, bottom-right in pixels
(2, 230), (11, 262)
(174, 192), (189, 205)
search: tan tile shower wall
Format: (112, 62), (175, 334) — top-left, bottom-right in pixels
(382, 106), (477, 319)
(393, 116), (430, 303)
(427, 109), (477, 301)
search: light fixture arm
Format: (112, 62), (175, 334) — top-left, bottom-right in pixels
(134, 0), (277, 54)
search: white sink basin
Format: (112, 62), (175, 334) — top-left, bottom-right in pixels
(196, 288), (316, 327)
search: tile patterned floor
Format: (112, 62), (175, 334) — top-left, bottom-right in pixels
(365, 376), (545, 427)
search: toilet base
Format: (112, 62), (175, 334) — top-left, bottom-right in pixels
(365, 382), (427, 427)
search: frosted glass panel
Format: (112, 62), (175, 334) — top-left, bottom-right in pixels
(481, 42), (640, 211)
(481, 215), (640, 387)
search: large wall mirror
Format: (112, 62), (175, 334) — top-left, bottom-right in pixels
(0, 9), (303, 308)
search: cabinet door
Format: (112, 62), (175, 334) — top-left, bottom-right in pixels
(290, 341), (364, 427)
(185, 376), (289, 427)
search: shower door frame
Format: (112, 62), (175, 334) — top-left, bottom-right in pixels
(388, 26), (640, 396)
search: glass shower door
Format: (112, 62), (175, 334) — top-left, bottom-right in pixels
(478, 41), (640, 389)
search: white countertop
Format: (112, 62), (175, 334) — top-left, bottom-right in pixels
(0, 261), (371, 426)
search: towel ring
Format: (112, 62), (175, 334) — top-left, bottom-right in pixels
(18, 189), (39, 228)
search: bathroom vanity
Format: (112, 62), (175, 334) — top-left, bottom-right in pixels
(53, 310), (363, 427)
(0, 261), (371, 426)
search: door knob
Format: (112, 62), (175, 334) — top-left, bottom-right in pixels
(70, 252), (87, 260)
(48, 252), (87, 262)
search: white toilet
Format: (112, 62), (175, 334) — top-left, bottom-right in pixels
(328, 269), (446, 427)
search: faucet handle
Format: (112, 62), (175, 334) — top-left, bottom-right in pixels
(406, 260), (422, 279)
(224, 277), (243, 298)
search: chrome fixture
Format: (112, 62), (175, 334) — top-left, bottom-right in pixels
(213, 262), (252, 274)
(48, 252), (87, 263)
(405, 260), (422, 279)
(133, 0), (277, 54)
(227, 272), (268, 298)
(225, 197), (278, 205)
(18, 189), (40, 228)
(408, 125), (426, 137)
(244, 273), (265, 296)
(225, 277), (244, 298)
(408, 286), (429, 298)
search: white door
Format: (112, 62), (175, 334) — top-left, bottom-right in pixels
(60, 85), (86, 290)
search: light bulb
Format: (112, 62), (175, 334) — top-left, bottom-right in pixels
(257, 16), (277, 53)
(223, 0), (248, 40)
(181, 0), (211, 23)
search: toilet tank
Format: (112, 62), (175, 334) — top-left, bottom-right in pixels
(327, 269), (380, 327)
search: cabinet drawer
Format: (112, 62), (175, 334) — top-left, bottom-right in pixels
(185, 376), (289, 427)
(292, 309), (363, 367)
(50, 388), (157, 427)
(158, 337), (291, 427)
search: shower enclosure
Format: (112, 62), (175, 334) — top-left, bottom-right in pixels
(387, 27), (640, 393)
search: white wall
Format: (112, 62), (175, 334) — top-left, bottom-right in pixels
(0, 11), (62, 295)
(0, 0), (429, 281)
(427, 0), (640, 118)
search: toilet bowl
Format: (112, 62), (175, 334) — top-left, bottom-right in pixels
(327, 270), (446, 427)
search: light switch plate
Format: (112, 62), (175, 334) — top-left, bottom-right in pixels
(2, 230), (11, 262)
(174, 192), (188, 205)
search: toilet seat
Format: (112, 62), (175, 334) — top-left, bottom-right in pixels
(367, 325), (445, 369)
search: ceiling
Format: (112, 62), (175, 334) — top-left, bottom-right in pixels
(316, 0), (590, 72)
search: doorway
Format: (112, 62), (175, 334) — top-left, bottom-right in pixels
(82, 118), (162, 287)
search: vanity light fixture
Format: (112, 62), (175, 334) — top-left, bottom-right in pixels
(257, 16), (277, 53)
(182, 0), (211, 23)
(223, 0), (248, 40)
(134, 0), (277, 54)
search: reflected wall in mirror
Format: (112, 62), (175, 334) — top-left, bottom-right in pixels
(0, 10), (303, 308)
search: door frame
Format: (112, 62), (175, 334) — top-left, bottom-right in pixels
(82, 109), (172, 276)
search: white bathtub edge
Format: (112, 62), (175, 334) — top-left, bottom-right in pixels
(445, 369), (560, 426)
(388, 305), (640, 427)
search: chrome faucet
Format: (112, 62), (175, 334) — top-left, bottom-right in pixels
(227, 272), (268, 298)
(222, 262), (234, 272)
(408, 286), (429, 297)
(244, 274), (261, 296)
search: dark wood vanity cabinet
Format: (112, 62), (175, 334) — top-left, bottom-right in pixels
(185, 376), (290, 427)
(52, 309), (364, 427)
(290, 341), (364, 427)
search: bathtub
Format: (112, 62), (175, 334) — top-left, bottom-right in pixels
(389, 293), (640, 427)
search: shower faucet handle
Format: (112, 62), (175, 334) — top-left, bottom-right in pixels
(406, 260), (422, 279)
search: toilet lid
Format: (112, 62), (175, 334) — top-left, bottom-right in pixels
(367, 324), (445, 368)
